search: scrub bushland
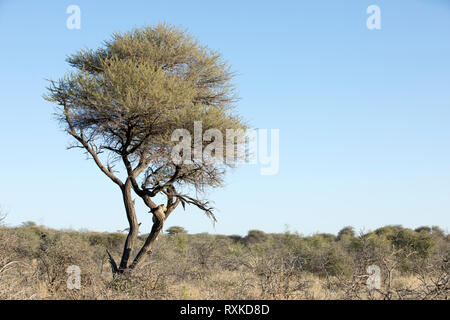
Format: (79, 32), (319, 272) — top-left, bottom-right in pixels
(0, 223), (448, 300)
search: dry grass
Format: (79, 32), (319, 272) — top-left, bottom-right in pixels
(0, 225), (448, 300)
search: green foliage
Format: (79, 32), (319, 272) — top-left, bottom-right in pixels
(166, 226), (187, 235)
(367, 225), (437, 259)
(415, 226), (432, 234)
(85, 232), (126, 249)
(337, 226), (355, 241)
(228, 234), (243, 242)
(244, 230), (268, 245)
(374, 225), (404, 237)
(44, 22), (246, 186)
(414, 226), (445, 238)
(173, 233), (188, 251)
(430, 226), (445, 238)
(315, 233), (337, 242)
(392, 229), (435, 258)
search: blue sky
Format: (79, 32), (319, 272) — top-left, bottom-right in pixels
(0, 0), (449, 236)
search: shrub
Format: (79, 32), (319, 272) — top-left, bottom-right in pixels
(337, 226), (355, 241)
(166, 226), (187, 235)
(244, 230), (268, 245)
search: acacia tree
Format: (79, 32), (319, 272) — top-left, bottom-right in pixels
(45, 23), (246, 274)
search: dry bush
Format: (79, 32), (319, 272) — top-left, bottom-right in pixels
(408, 254), (449, 300)
(235, 250), (311, 299)
(103, 268), (170, 300)
(0, 225), (448, 300)
(34, 232), (94, 293)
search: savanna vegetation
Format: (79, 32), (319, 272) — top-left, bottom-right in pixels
(6, 22), (443, 301)
(0, 220), (447, 300)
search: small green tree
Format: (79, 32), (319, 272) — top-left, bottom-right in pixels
(430, 226), (446, 238)
(415, 226), (432, 234)
(245, 230), (268, 244)
(166, 226), (187, 235)
(337, 226), (355, 241)
(45, 23), (246, 273)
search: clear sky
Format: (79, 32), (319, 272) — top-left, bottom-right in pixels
(0, 0), (449, 236)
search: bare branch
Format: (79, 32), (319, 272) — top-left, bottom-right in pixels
(63, 105), (124, 188)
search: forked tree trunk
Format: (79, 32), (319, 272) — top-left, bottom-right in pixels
(107, 180), (168, 275)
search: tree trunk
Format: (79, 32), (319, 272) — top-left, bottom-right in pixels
(117, 179), (139, 272)
(128, 205), (166, 270)
(108, 185), (179, 274)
